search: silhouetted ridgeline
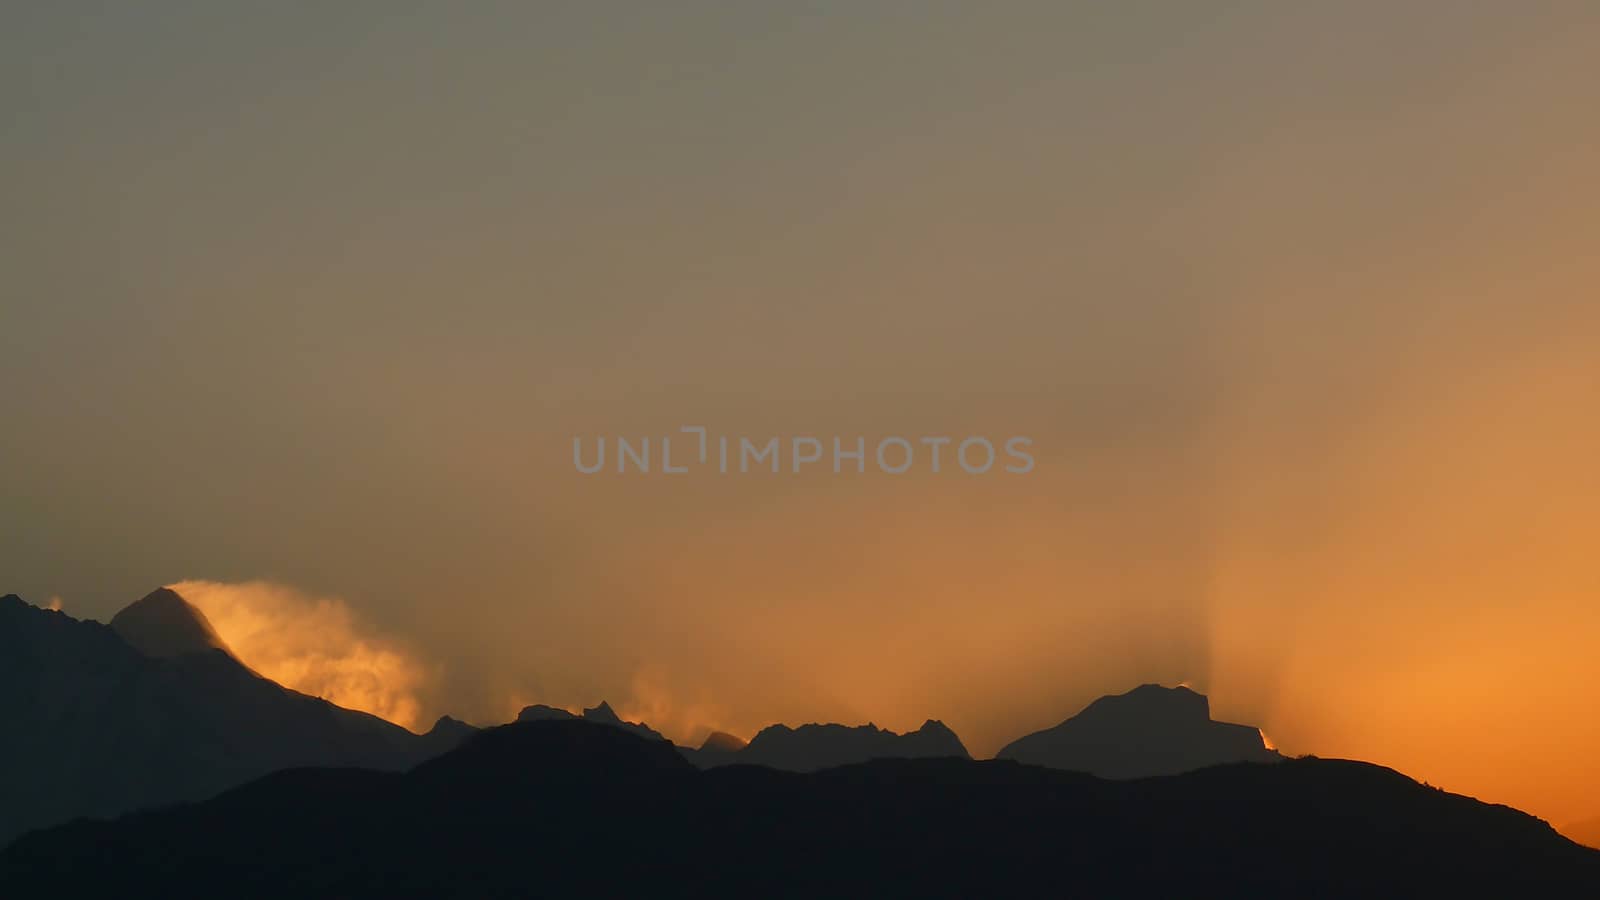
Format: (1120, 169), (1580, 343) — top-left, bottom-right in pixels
(523, 685), (1269, 778)
(6, 589), (1597, 898)
(720, 718), (969, 770)
(515, 699), (670, 743)
(3, 719), (1597, 898)
(998, 683), (1281, 776)
(2, 588), (1283, 848)
(516, 700), (971, 771)
(0, 591), (470, 846)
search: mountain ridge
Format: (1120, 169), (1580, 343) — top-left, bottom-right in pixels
(0, 591), (470, 846)
(5, 585), (1584, 887)
(108, 587), (233, 660)
(4, 718), (1596, 898)
(997, 682), (1282, 778)
(721, 717), (972, 772)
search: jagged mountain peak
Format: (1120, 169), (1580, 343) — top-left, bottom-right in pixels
(699, 731), (748, 753)
(583, 701), (622, 724)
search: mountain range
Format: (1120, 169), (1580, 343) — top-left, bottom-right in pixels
(3, 586), (1596, 896)
(3, 717), (1596, 897)
(1, 588), (1278, 845)
(0, 590), (467, 846)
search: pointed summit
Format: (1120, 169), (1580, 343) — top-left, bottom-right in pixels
(583, 701), (623, 725)
(677, 729), (748, 767)
(110, 587), (232, 660)
(419, 715), (479, 756)
(906, 719), (970, 757)
(514, 701), (669, 744)
(698, 731), (748, 753)
(581, 702), (668, 743)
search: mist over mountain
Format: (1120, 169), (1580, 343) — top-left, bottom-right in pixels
(997, 683), (1281, 777)
(0, 591), (468, 846)
(5, 719), (1596, 898)
(108, 588), (233, 660)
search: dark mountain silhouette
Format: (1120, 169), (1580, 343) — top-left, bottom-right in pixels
(7, 586), (1594, 896)
(416, 714), (479, 758)
(698, 729), (748, 753)
(998, 683), (1281, 777)
(108, 587), (232, 659)
(679, 729), (748, 767)
(4, 719), (1596, 898)
(514, 699), (668, 743)
(705, 718), (971, 771)
(0, 591), (470, 846)
(516, 699), (970, 772)
(575, 700), (671, 742)
(512, 702), (574, 721)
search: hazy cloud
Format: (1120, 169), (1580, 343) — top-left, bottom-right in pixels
(169, 580), (435, 731)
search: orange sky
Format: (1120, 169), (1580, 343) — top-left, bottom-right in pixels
(3, 3), (1597, 831)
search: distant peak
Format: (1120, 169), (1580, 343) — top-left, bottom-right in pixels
(1082, 683), (1210, 720)
(699, 731), (748, 753)
(515, 704), (576, 723)
(583, 701), (623, 725)
(996, 682), (1277, 777)
(426, 715), (477, 738)
(1130, 682), (1200, 696)
(110, 587), (233, 660)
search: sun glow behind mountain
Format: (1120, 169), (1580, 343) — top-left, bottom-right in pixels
(168, 580), (434, 731)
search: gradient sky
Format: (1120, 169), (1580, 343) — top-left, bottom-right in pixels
(3, 3), (1598, 826)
